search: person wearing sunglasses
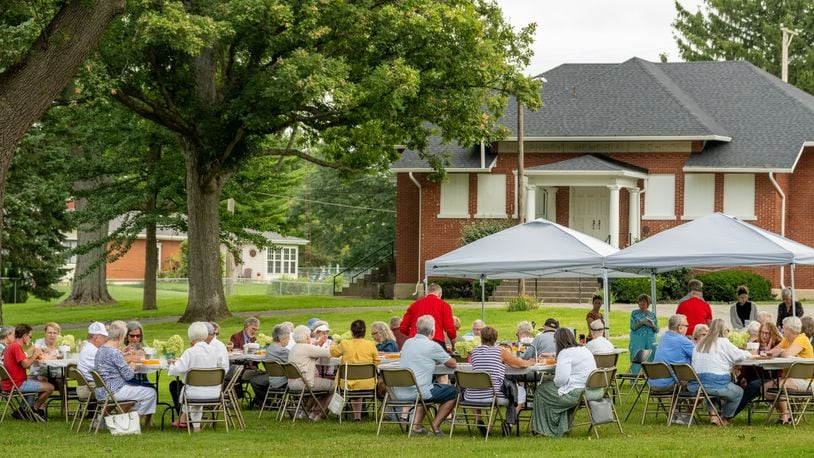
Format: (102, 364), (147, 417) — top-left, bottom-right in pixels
(124, 321), (152, 388)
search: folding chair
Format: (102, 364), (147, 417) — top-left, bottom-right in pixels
(593, 352), (620, 402)
(258, 362), (288, 419)
(88, 370), (137, 433)
(0, 364), (43, 423)
(223, 365), (246, 430)
(279, 363), (331, 423)
(616, 349), (652, 396)
(449, 370), (502, 440)
(333, 363), (378, 423)
(181, 368), (228, 434)
(625, 361), (675, 424)
(376, 368), (435, 437)
(571, 368), (624, 438)
(66, 366), (94, 432)
(669, 363), (720, 427)
(765, 361), (814, 428)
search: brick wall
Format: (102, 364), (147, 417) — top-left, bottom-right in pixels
(107, 239), (182, 280)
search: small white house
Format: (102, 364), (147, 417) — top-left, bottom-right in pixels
(233, 232), (309, 280)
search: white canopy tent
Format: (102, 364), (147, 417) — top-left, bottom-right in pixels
(424, 218), (623, 326)
(605, 212), (814, 315)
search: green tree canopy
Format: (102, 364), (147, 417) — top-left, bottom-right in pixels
(673, 0), (814, 92)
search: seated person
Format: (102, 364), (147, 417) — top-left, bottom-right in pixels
(692, 324), (709, 344)
(30, 322), (60, 385)
(585, 320), (614, 354)
(168, 322), (228, 431)
(288, 325), (333, 420)
(649, 314), (694, 390)
(76, 322), (108, 407)
(1, 324), (54, 419)
(515, 321), (534, 343)
(124, 321), (152, 388)
(250, 324), (291, 408)
(389, 316), (408, 350)
(370, 321), (398, 353)
(746, 321), (761, 343)
(229, 318), (261, 385)
(523, 318), (558, 360)
(329, 320), (380, 420)
(465, 326), (532, 421)
(531, 328), (598, 437)
(691, 319), (754, 425)
(310, 322), (333, 349)
(394, 315), (458, 435)
(757, 311), (774, 325)
(94, 321), (156, 427)
(465, 319), (486, 337)
(0, 325), (14, 358)
(765, 316), (814, 424)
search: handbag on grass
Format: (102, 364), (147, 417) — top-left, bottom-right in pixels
(104, 411), (142, 435)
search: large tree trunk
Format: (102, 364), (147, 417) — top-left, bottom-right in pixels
(142, 143), (161, 311)
(179, 153), (231, 322)
(62, 182), (115, 306)
(0, 0), (124, 322)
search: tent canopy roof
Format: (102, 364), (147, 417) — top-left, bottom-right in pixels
(605, 213), (814, 273)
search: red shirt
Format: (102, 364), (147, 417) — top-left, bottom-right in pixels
(676, 296), (713, 336)
(400, 293), (457, 344)
(2, 341), (29, 391)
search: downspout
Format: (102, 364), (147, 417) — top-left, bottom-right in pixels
(480, 140), (486, 170)
(769, 172), (787, 288)
(409, 172), (423, 296)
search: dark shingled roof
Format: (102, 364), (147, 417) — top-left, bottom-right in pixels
(527, 154), (648, 174)
(391, 135), (496, 170)
(392, 58), (814, 172)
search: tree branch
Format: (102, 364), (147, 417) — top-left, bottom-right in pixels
(259, 147), (353, 172)
(112, 87), (195, 137)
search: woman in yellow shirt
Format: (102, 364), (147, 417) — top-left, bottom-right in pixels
(329, 320), (381, 420)
(765, 316), (814, 424)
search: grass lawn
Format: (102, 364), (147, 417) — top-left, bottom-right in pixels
(3, 292), (813, 455)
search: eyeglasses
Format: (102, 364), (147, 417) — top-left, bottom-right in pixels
(678, 324), (689, 329)
(128, 334), (142, 339)
(213, 332), (219, 336)
(759, 331), (771, 335)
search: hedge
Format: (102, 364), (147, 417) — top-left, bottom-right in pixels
(695, 270), (774, 302)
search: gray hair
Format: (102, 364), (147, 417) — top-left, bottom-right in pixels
(757, 311), (773, 323)
(204, 322), (215, 335)
(291, 325), (311, 343)
(244, 317), (260, 328)
(783, 316), (802, 333)
(516, 321), (533, 335)
(416, 315), (436, 337)
(427, 283), (442, 295)
(188, 322), (208, 341)
(0, 325), (13, 340)
(389, 316), (402, 328)
(668, 314), (686, 332)
(126, 321), (144, 339)
(781, 287), (794, 299)
(746, 320), (761, 337)
(472, 319), (485, 330)
(107, 320), (128, 341)
(272, 324), (290, 342)
(280, 321), (294, 332)
(687, 279), (703, 292)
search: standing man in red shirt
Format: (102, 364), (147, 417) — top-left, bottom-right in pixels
(1, 324), (54, 419)
(400, 283), (457, 350)
(675, 279), (713, 336)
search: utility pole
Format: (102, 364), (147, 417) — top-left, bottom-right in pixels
(517, 98), (526, 296)
(781, 25), (798, 83)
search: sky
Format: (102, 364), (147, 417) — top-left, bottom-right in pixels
(494, 0), (705, 76)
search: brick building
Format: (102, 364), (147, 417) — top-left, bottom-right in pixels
(391, 58), (814, 299)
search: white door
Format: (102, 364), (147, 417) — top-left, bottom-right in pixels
(569, 187), (610, 242)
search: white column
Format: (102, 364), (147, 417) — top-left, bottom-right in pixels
(545, 187), (558, 222)
(525, 185), (536, 221)
(628, 187), (640, 244)
(608, 185), (620, 248)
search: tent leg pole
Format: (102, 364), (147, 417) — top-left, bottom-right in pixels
(791, 264), (797, 317)
(650, 271), (657, 318)
(603, 269), (610, 336)
(480, 275), (485, 322)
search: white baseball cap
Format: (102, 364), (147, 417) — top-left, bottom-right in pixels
(88, 322), (108, 337)
(314, 324), (330, 332)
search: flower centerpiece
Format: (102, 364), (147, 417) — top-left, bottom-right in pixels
(164, 335), (184, 359)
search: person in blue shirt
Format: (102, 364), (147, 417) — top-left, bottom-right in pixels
(649, 314), (694, 389)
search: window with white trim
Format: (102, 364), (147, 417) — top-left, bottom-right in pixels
(476, 174), (507, 218)
(723, 174), (755, 219)
(438, 174), (469, 218)
(62, 240), (77, 265)
(267, 246), (298, 276)
(643, 174), (675, 219)
(683, 173), (715, 218)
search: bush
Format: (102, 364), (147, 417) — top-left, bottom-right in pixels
(506, 295), (541, 312)
(695, 270), (774, 302)
(460, 220), (513, 245)
(432, 279), (499, 301)
(610, 277), (666, 303)
(658, 269), (692, 300)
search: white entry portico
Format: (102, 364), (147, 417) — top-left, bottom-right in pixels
(519, 155), (648, 248)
